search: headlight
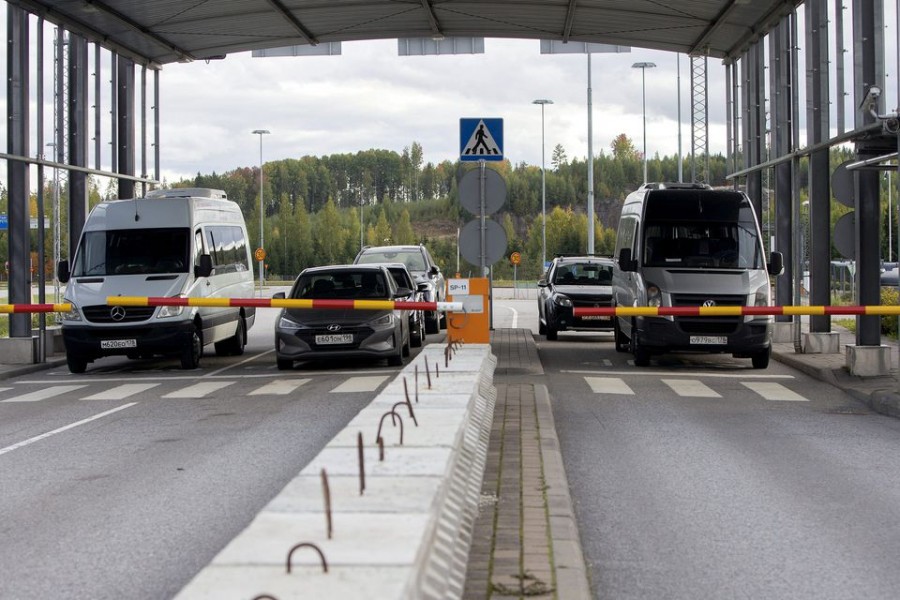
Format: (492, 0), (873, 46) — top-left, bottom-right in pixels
(278, 312), (303, 330)
(646, 284), (662, 308)
(371, 313), (394, 327)
(753, 284), (771, 306)
(553, 294), (573, 308)
(157, 304), (185, 318)
(63, 300), (82, 322)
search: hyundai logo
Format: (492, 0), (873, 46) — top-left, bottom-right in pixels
(110, 306), (127, 321)
(326, 324), (342, 332)
(702, 299), (717, 307)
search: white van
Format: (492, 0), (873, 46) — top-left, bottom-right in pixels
(58, 188), (256, 373)
(612, 183), (783, 368)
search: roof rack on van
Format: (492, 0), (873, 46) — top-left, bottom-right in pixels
(639, 182), (712, 191)
(145, 188), (228, 199)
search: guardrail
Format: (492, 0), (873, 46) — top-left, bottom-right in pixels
(574, 305), (900, 317)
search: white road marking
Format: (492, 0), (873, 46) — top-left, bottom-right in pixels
(249, 379), (311, 396)
(663, 379), (721, 398)
(0, 387), (12, 395)
(81, 383), (161, 401)
(330, 375), (390, 393)
(741, 381), (808, 402)
(564, 369), (794, 379)
(0, 403), (138, 456)
(0, 385), (87, 403)
(162, 381), (235, 399)
(585, 377), (634, 395)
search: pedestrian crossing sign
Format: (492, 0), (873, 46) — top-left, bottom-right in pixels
(460, 118), (503, 161)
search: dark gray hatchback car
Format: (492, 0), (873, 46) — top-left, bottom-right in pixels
(274, 264), (411, 369)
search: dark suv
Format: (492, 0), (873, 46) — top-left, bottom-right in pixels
(353, 244), (446, 334)
(537, 255), (614, 340)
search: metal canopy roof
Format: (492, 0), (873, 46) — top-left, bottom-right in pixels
(10, 0), (802, 66)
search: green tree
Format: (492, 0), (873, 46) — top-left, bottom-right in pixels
(313, 198), (346, 264)
(394, 208), (415, 244)
(551, 144), (568, 171)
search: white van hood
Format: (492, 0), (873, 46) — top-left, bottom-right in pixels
(67, 274), (191, 305)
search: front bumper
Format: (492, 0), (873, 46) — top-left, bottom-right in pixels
(634, 315), (772, 355)
(62, 321), (195, 359)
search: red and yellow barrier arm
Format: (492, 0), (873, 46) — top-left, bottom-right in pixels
(574, 305), (900, 317)
(0, 303), (72, 314)
(107, 297), (465, 312)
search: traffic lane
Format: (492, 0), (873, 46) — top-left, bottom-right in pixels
(0, 373), (377, 599)
(542, 339), (900, 599)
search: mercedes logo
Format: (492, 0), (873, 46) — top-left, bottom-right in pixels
(326, 324), (342, 332)
(702, 299), (717, 307)
(110, 306), (127, 321)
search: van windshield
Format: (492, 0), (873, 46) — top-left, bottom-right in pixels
(73, 228), (191, 276)
(642, 193), (763, 269)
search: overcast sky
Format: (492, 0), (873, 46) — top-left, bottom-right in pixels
(158, 38), (728, 185)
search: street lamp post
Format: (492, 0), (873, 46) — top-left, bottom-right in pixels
(533, 99), (553, 269)
(632, 62), (656, 184)
(252, 129), (270, 296)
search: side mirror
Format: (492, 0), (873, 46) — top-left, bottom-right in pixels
(57, 260), (70, 284)
(394, 286), (413, 298)
(430, 265), (440, 276)
(768, 251), (784, 276)
(272, 291), (286, 300)
(416, 282), (430, 293)
(618, 248), (637, 272)
(537, 278), (548, 287)
(194, 254), (213, 278)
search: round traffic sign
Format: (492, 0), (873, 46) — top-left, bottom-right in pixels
(510, 251), (521, 265)
(254, 247), (267, 261)
(458, 168), (507, 215)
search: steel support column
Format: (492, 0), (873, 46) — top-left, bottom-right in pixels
(745, 43), (765, 224)
(67, 33), (89, 255)
(806, 0), (832, 332)
(117, 56), (135, 199)
(853, 0), (884, 346)
(771, 21), (794, 321)
(6, 5), (30, 338)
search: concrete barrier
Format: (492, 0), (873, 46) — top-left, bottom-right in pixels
(175, 343), (497, 600)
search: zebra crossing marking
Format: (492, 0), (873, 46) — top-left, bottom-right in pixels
(662, 379), (721, 398)
(248, 379), (311, 396)
(162, 381), (235, 399)
(584, 377), (634, 395)
(1, 385), (87, 403)
(82, 383), (161, 401)
(330, 375), (390, 393)
(741, 381), (808, 402)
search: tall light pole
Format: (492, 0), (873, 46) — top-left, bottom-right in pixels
(252, 129), (270, 295)
(533, 99), (553, 269)
(632, 62), (656, 184)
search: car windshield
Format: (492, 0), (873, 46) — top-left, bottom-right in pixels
(357, 249), (427, 271)
(553, 263), (612, 285)
(72, 228), (190, 276)
(291, 270), (389, 300)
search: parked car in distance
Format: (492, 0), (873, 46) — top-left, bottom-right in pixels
(273, 264), (411, 369)
(376, 262), (428, 347)
(353, 244), (446, 334)
(538, 255), (615, 340)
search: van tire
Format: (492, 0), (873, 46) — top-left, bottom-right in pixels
(181, 326), (203, 370)
(631, 324), (651, 366)
(614, 319), (629, 352)
(545, 325), (558, 341)
(277, 358), (293, 370)
(425, 312), (440, 335)
(67, 355), (88, 374)
(215, 317), (246, 356)
(751, 348), (770, 369)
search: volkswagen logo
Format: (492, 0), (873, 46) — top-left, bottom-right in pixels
(326, 324), (342, 332)
(110, 306), (127, 321)
(702, 299), (717, 307)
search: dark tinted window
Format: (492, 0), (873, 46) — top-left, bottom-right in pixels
(291, 270), (389, 300)
(74, 228), (190, 276)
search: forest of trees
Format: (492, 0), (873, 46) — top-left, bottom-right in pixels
(0, 136), (894, 283)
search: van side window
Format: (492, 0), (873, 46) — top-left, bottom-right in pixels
(205, 226), (249, 273)
(615, 216), (637, 258)
(194, 230), (204, 267)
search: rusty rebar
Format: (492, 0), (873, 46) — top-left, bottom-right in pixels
(321, 468), (332, 540)
(425, 360), (432, 388)
(357, 431), (365, 496)
(286, 542), (328, 573)
(393, 400), (417, 427)
(376, 409), (404, 449)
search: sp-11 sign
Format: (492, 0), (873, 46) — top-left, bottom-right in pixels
(447, 279), (470, 296)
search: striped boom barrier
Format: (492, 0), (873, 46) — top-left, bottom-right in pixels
(574, 305), (900, 317)
(106, 296), (465, 312)
(0, 303), (72, 314)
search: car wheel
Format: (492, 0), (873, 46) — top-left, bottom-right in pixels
(425, 311), (440, 334)
(614, 318), (629, 353)
(631, 322), (650, 367)
(751, 348), (770, 369)
(181, 325), (203, 370)
(276, 358), (293, 371)
(411, 318), (423, 348)
(67, 354), (88, 374)
(538, 316), (546, 335)
(388, 333), (404, 366)
(546, 324), (558, 341)
(215, 317), (246, 356)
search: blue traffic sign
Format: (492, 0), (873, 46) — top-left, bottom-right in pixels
(460, 118), (503, 161)
(0, 214), (6, 230)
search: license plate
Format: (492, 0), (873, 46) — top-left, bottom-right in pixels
(315, 333), (353, 345)
(690, 335), (727, 345)
(580, 316), (610, 321)
(101, 339), (137, 349)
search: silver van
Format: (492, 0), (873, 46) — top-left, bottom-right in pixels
(612, 183), (783, 368)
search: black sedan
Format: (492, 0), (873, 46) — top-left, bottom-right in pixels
(537, 256), (615, 340)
